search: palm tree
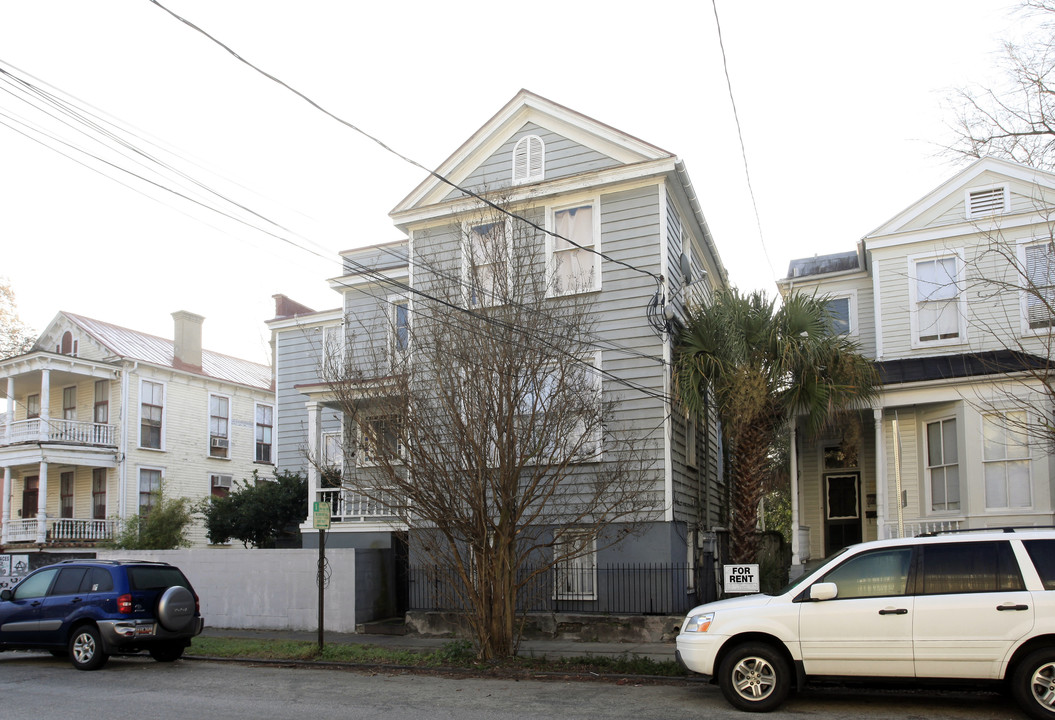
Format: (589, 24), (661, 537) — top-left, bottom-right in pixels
(675, 289), (878, 563)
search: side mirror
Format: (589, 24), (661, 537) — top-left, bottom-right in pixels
(0, 589), (12, 602)
(808, 582), (838, 601)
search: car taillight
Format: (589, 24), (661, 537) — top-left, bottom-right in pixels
(117, 593), (133, 614)
(194, 593), (200, 615)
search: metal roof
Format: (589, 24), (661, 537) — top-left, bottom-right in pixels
(62, 312), (272, 391)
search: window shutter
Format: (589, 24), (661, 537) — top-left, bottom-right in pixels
(512, 135), (544, 184)
(1026, 242), (1055, 328)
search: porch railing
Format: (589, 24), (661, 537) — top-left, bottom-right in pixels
(316, 488), (399, 522)
(884, 519), (964, 538)
(2, 418), (117, 446)
(4, 517), (115, 543)
(409, 563), (702, 616)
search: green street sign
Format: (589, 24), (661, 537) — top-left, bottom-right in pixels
(313, 501), (331, 530)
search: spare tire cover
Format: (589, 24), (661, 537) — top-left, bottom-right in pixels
(157, 586), (195, 632)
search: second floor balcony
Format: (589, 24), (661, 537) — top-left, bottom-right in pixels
(2, 418), (118, 448)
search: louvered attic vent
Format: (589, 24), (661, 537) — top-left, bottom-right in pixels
(966, 186), (1008, 218)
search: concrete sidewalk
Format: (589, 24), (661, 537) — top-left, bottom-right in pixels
(199, 627), (677, 663)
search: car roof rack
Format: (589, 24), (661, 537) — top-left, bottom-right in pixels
(54, 559), (172, 566)
(916, 525), (1055, 537)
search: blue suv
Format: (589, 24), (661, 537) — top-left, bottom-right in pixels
(0, 559), (204, 670)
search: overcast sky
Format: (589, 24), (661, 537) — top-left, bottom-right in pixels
(0, 0), (1033, 364)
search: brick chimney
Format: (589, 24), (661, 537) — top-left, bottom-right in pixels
(172, 311), (204, 368)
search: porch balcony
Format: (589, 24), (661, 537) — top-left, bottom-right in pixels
(2, 418), (118, 447)
(4, 517), (115, 544)
(883, 518), (964, 538)
(316, 487), (400, 523)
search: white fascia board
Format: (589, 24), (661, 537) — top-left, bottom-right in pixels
(866, 211), (1049, 250)
(328, 267), (410, 293)
(867, 157), (1055, 239)
(392, 92), (671, 215)
(265, 308), (343, 332)
(391, 158), (678, 232)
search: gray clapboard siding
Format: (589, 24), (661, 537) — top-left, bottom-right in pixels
(444, 122), (620, 201)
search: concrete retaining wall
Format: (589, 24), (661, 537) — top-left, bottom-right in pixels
(94, 548), (368, 633)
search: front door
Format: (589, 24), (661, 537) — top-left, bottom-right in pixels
(21, 476), (38, 520)
(825, 473), (861, 555)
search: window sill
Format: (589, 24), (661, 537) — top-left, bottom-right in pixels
(137, 446), (165, 452)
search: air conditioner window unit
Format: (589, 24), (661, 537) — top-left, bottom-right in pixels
(211, 436), (229, 449)
(211, 475), (232, 488)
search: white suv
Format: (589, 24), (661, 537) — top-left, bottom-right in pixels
(676, 529), (1055, 718)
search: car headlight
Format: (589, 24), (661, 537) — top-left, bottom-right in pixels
(684, 611), (714, 633)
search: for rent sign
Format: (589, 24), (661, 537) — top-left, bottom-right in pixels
(723, 564), (760, 594)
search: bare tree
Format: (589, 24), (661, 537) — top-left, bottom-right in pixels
(322, 198), (655, 660)
(0, 279), (35, 360)
(959, 218), (1055, 453)
(947, 1), (1055, 166)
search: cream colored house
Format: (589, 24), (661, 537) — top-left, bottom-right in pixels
(0, 311), (273, 548)
(779, 157), (1055, 569)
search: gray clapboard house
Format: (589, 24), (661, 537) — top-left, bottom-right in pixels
(268, 90), (729, 610)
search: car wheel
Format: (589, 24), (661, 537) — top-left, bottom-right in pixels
(156, 586), (195, 632)
(69, 626), (108, 671)
(717, 642), (791, 713)
(149, 642), (185, 663)
(1013, 648), (1055, 720)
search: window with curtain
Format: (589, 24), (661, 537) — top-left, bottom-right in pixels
(551, 204), (597, 294)
(915, 256), (961, 342)
(983, 411), (1031, 509)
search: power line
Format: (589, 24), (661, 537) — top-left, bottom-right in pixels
(146, 0), (661, 286)
(710, 0), (776, 283)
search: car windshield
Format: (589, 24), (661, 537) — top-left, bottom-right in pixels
(769, 546), (851, 596)
(127, 566), (189, 591)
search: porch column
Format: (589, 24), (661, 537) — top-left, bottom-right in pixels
(36, 459), (48, 544)
(5, 377), (12, 443)
(873, 407), (887, 539)
(1, 466), (10, 544)
(306, 401), (320, 508)
(39, 368), (50, 443)
(789, 422), (800, 567)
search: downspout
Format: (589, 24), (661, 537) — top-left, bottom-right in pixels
(119, 362), (136, 519)
(892, 410), (905, 538)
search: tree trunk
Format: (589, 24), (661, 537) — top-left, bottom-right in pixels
(730, 420), (771, 563)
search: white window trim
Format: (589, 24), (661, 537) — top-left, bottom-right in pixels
(981, 410), (1033, 512)
(824, 290), (858, 337)
(254, 401), (274, 464)
(554, 530), (598, 601)
(965, 183), (1010, 220)
(511, 134), (545, 185)
(321, 323), (345, 375)
(357, 414), (403, 468)
(207, 392), (233, 460)
(138, 379), (166, 451)
(545, 196), (602, 297)
(908, 250), (967, 349)
(462, 218), (512, 308)
(520, 351), (604, 464)
(137, 465), (165, 513)
(924, 415), (961, 517)
(322, 429), (343, 470)
(1017, 236), (1055, 336)
(389, 294), (411, 364)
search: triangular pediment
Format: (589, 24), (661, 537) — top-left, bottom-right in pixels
(390, 90), (673, 216)
(866, 157), (1055, 240)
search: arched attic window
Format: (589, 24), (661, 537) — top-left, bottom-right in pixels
(59, 330), (77, 356)
(512, 135), (544, 185)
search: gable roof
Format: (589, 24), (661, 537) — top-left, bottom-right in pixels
(866, 157), (1055, 240)
(57, 312), (272, 391)
(390, 89), (674, 215)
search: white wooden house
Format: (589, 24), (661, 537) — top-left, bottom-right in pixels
(0, 311), (273, 548)
(779, 157), (1055, 569)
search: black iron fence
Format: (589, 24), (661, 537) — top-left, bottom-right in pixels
(409, 563), (704, 615)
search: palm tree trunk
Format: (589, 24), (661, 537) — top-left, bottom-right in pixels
(730, 420), (771, 563)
